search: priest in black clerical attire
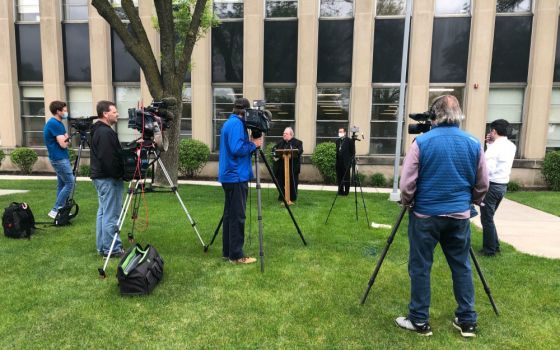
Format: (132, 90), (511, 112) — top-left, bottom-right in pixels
(272, 127), (303, 201)
(336, 127), (354, 196)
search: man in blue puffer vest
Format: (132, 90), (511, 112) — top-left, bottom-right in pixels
(218, 98), (263, 264)
(395, 95), (489, 338)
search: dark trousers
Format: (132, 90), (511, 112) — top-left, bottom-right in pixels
(481, 182), (507, 254)
(222, 182), (248, 260)
(336, 164), (350, 195)
(407, 214), (476, 324)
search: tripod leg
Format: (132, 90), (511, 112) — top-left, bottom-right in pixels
(469, 247), (500, 316)
(205, 216), (223, 252)
(258, 149), (306, 246)
(357, 175), (371, 227)
(156, 158), (207, 249)
(360, 206), (407, 305)
(325, 191), (340, 224)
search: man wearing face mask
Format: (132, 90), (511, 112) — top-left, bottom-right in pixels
(335, 127), (353, 196)
(43, 100), (74, 219)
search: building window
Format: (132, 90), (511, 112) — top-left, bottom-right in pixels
(430, 17), (471, 83)
(266, 0), (298, 18)
(372, 18), (405, 83)
(112, 29), (140, 83)
(547, 88), (560, 151)
(67, 86), (93, 118)
(63, 0), (89, 21)
(317, 19), (354, 83)
(264, 20), (298, 83)
(15, 23), (43, 82)
(491, 16), (532, 83)
(497, 0), (532, 14)
(63, 24), (91, 82)
(20, 86), (44, 147)
(213, 86), (243, 151)
(434, 0), (470, 16)
(212, 22), (243, 83)
(110, 0), (138, 20)
(371, 87), (403, 155)
(487, 88), (524, 154)
(316, 87), (350, 145)
(213, 0), (243, 19)
(16, 0), (40, 22)
(376, 0), (405, 16)
(181, 86), (192, 139)
(264, 87), (296, 145)
(429, 86), (465, 110)
(114, 86), (141, 143)
(320, 0), (353, 18)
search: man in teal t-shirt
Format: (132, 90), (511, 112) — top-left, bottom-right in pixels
(43, 100), (74, 219)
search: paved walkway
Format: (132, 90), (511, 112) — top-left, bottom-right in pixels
(1, 175), (558, 259)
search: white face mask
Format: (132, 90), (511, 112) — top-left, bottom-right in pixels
(338, 132), (344, 138)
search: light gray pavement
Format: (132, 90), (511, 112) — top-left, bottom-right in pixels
(1, 175), (558, 259)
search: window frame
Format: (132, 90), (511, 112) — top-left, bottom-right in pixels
(61, 0), (89, 22)
(263, 84), (297, 146)
(316, 84), (351, 145)
(319, 0), (354, 19)
(375, 0), (406, 18)
(433, 0), (471, 17)
(496, 0), (533, 15)
(547, 85), (560, 151)
(212, 84), (243, 151)
(113, 83), (141, 143)
(213, 0), (244, 20)
(370, 84), (405, 155)
(15, 0), (40, 23)
(265, 0), (298, 19)
(19, 84), (45, 147)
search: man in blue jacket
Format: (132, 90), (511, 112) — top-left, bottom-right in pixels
(218, 98), (263, 264)
(397, 95), (489, 338)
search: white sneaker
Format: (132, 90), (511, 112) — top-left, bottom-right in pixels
(395, 316), (433, 336)
(48, 210), (58, 219)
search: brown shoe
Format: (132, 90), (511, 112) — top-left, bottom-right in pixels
(230, 256), (257, 264)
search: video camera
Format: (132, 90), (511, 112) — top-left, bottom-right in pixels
(127, 99), (174, 139)
(68, 116), (97, 134)
(408, 111), (435, 134)
(350, 125), (363, 141)
(245, 100), (272, 139)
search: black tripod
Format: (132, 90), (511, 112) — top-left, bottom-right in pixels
(325, 135), (370, 227)
(360, 206), (499, 316)
(206, 148), (307, 272)
(98, 140), (207, 278)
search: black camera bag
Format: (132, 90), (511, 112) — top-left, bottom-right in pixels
(2, 202), (36, 239)
(54, 199), (79, 226)
(116, 244), (164, 296)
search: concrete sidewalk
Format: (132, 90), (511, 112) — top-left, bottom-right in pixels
(1, 175), (558, 259)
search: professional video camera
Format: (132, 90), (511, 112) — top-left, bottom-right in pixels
(408, 111), (435, 134)
(68, 116), (97, 134)
(350, 126), (363, 141)
(245, 100), (272, 138)
(127, 99), (174, 139)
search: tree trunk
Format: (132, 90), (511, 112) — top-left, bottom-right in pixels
(154, 92), (183, 186)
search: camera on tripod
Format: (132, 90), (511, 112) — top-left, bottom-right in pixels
(68, 116), (97, 134)
(127, 99), (173, 139)
(350, 126), (362, 141)
(408, 111), (435, 134)
(244, 100), (272, 139)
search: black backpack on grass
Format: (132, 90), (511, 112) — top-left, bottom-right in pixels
(117, 244), (164, 296)
(2, 202), (36, 239)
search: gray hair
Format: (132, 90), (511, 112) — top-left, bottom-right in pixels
(284, 127), (294, 136)
(431, 95), (464, 126)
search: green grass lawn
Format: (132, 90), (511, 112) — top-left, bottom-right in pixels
(0, 180), (559, 349)
(506, 191), (560, 217)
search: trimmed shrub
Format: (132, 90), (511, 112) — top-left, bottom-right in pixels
(542, 151), (560, 191)
(265, 142), (276, 167)
(68, 147), (77, 163)
(10, 147), (38, 174)
(79, 164), (91, 177)
(370, 172), (386, 187)
(311, 142), (337, 184)
(356, 172), (367, 186)
(0, 149), (5, 167)
(507, 180), (521, 192)
(178, 139), (210, 178)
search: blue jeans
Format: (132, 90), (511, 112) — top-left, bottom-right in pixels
(93, 178), (124, 254)
(481, 182), (507, 254)
(49, 158), (75, 212)
(407, 213), (477, 324)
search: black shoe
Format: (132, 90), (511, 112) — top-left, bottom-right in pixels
(453, 318), (476, 338)
(478, 249), (497, 257)
(395, 316), (433, 336)
(102, 249), (125, 258)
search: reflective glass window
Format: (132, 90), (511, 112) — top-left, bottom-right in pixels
(320, 0), (353, 18)
(264, 87), (296, 145)
(16, 24), (43, 82)
(491, 16), (532, 83)
(67, 86), (93, 144)
(213, 86), (243, 150)
(317, 20), (353, 83)
(212, 22), (243, 83)
(434, 0), (470, 16)
(112, 29), (141, 82)
(110, 0), (138, 20)
(20, 86), (45, 147)
(316, 87), (350, 145)
(370, 87), (404, 155)
(266, 0), (298, 18)
(553, 19), (560, 82)
(16, 0), (40, 22)
(430, 17), (470, 83)
(372, 19), (405, 83)
(115, 86), (141, 143)
(213, 0), (243, 19)
(63, 24), (91, 82)
(496, 0), (532, 13)
(376, 0), (405, 16)
(548, 88), (560, 151)
(181, 86), (192, 139)
(63, 0), (89, 21)
(487, 88), (524, 154)
(428, 87), (465, 110)
(264, 20), (298, 83)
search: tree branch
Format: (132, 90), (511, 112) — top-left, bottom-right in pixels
(176, 0), (208, 87)
(153, 0), (176, 94)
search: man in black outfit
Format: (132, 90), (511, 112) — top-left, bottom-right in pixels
(272, 127), (303, 202)
(336, 127), (354, 196)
